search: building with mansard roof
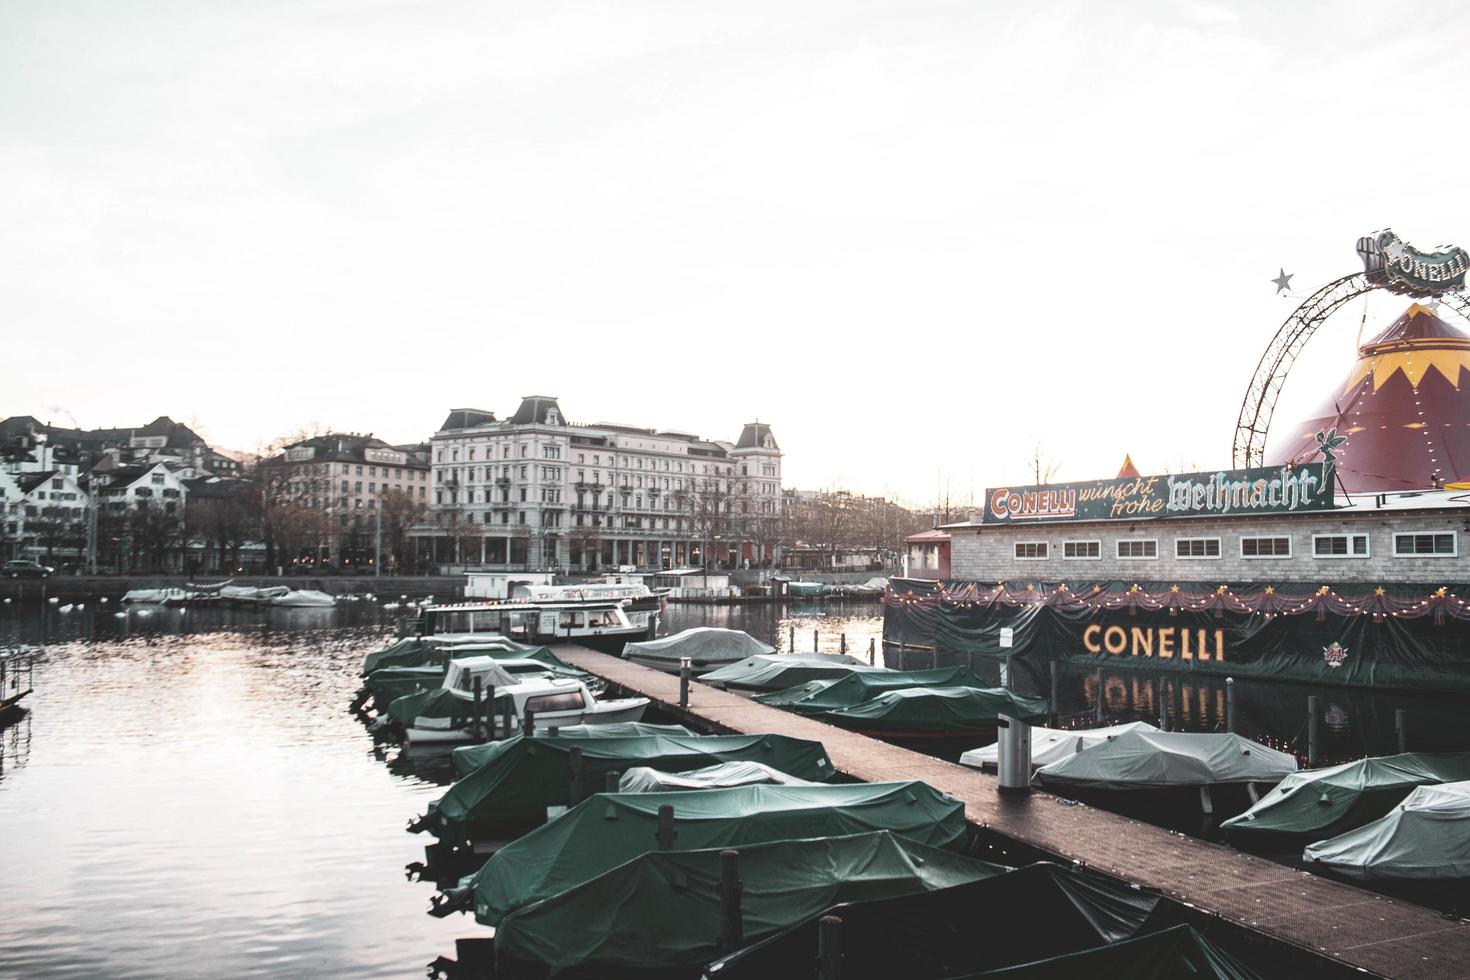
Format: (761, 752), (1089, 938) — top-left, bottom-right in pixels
(423, 397), (782, 572)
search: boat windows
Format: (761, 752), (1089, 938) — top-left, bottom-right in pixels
(1062, 540), (1100, 560)
(1014, 541), (1048, 560)
(1175, 537), (1221, 559)
(558, 611), (585, 629)
(1314, 533), (1369, 558)
(1241, 536), (1292, 558)
(1116, 539), (1158, 560)
(1393, 532), (1456, 557)
(525, 691), (586, 713)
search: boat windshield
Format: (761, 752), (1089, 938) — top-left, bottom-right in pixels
(525, 690), (586, 713)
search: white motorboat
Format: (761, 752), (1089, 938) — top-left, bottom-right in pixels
(419, 599), (650, 652)
(270, 589), (337, 608)
(391, 655), (649, 743)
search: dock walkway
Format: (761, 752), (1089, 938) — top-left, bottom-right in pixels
(560, 649), (1470, 980)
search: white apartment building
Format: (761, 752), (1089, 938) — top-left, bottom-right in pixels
(425, 397), (782, 572)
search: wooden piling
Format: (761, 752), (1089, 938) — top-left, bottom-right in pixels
(818, 915), (842, 980)
(569, 745), (585, 804)
(1307, 696), (1320, 767)
(719, 849), (744, 952)
(605, 770), (621, 793)
(1225, 677), (1236, 733)
(1395, 708), (1407, 754)
(471, 676), (483, 740)
(656, 804), (675, 849)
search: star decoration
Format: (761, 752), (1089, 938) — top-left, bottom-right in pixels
(1374, 587), (1386, 596)
(1169, 584), (1180, 593)
(1317, 586), (1330, 595)
(1435, 586), (1448, 597)
(1216, 585), (1228, 595)
(1272, 268), (1294, 294)
(1264, 585), (1275, 595)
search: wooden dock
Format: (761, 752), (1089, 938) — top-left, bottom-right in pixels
(560, 649), (1470, 980)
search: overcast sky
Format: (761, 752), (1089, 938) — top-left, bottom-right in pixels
(4, 1), (1468, 504)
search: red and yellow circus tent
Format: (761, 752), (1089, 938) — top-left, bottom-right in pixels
(1267, 303), (1470, 492)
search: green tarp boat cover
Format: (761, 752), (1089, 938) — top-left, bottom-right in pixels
(412, 733), (836, 839)
(622, 628), (774, 671)
(946, 924), (1260, 980)
(495, 831), (1007, 978)
(755, 667), (989, 715)
(1303, 779), (1470, 879)
(361, 636), (557, 677)
(618, 760), (820, 792)
(703, 861), (1178, 980)
(459, 780), (966, 925)
(451, 723), (693, 775)
(823, 687), (1049, 735)
(364, 665), (444, 705)
(1035, 731), (1297, 791)
(1222, 751), (1470, 846)
(701, 653), (885, 692)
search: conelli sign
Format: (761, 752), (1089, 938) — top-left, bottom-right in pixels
(985, 463), (1332, 524)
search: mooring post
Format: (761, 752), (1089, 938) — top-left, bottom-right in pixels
(1307, 695), (1320, 767)
(839, 633), (846, 655)
(549, 725), (560, 736)
(1049, 662), (1059, 727)
(1094, 667), (1104, 724)
(719, 849), (744, 952)
(524, 707), (536, 738)
(679, 658), (691, 708)
(868, 637), (875, 664)
(788, 625), (795, 653)
(1225, 677), (1236, 733)
(605, 770), (621, 794)
(1395, 708), (1407, 754)
(818, 915), (842, 980)
(1155, 677), (1166, 731)
(813, 628), (818, 653)
(471, 676), (483, 740)
(656, 804), (676, 849)
(501, 695), (513, 739)
(569, 745), (585, 804)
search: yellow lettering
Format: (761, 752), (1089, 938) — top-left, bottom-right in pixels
(1180, 628), (1191, 659)
(1158, 627), (1175, 659)
(1130, 627), (1152, 657)
(1083, 624), (1102, 653)
(1215, 629), (1226, 662)
(1103, 626), (1127, 655)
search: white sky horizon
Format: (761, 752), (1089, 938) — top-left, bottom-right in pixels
(5, 1), (1469, 506)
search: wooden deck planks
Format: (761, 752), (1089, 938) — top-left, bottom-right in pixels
(561, 648), (1470, 980)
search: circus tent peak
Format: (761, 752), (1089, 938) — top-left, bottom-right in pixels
(1264, 303), (1470, 492)
(1116, 455), (1141, 479)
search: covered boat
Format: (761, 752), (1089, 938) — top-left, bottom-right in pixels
(494, 831), (1006, 980)
(1221, 751), (1470, 848)
(446, 780), (966, 926)
(756, 666), (985, 716)
(411, 732), (835, 839)
(363, 653), (596, 712)
(270, 589), (336, 607)
(361, 635), (534, 676)
(448, 722), (693, 774)
(121, 587), (189, 605)
(959, 722), (1159, 772)
(1303, 780), (1470, 880)
(786, 581), (828, 597)
(622, 627), (774, 675)
(942, 925), (1260, 980)
(387, 657), (647, 744)
(822, 687), (1049, 738)
(219, 584), (291, 604)
(700, 653), (881, 693)
(704, 861), (1182, 980)
(1035, 732), (1299, 791)
(618, 760), (819, 792)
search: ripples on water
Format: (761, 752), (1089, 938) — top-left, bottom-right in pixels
(0, 597), (1463, 976)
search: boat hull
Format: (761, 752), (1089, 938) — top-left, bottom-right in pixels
(404, 697), (649, 743)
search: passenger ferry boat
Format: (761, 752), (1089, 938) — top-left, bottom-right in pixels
(509, 582), (666, 635)
(417, 598), (653, 652)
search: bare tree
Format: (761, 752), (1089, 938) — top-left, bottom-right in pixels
(377, 488), (426, 572)
(1027, 443), (1061, 485)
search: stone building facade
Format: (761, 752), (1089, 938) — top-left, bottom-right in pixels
(945, 490), (1469, 586)
(424, 397), (781, 572)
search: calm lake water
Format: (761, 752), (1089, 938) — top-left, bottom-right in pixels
(0, 597), (1463, 976)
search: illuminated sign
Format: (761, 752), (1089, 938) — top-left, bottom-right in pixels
(1357, 228), (1469, 297)
(1082, 624), (1227, 661)
(984, 463), (1332, 524)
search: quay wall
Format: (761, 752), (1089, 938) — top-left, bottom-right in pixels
(0, 575), (465, 601)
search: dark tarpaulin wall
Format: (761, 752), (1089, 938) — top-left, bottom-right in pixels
(883, 579), (1470, 694)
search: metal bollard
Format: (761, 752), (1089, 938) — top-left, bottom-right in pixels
(569, 745), (585, 804)
(818, 915), (842, 980)
(501, 696), (513, 739)
(524, 708), (536, 737)
(1307, 696), (1320, 767)
(1395, 708), (1407, 754)
(656, 804), (676, 849)
(813, 628), (818, 653)
(1094, 668), (1104, 724)
(679, 658), (691, 708)
(996, 714), (1032, 796)
(719, 849), (744, 952)
(471, 677), (483, 740)
(789, 625), (795, 653)
(1225, 677), (1235, 733)
(868, 637), (875, 664)
(605, 770), (621, 794)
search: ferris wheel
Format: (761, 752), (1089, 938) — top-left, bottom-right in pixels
(1232, 229), (1470, 469)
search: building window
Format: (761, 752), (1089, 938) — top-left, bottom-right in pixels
(1175, 537), (1221, 559)
(1014, 541), (1048, 560)
(1393, 532), (1456, 557)
(1241, 536), (1292, 558)
(1313, 534), (1370, 558)
(1117, 539), (1158, 560)
(1062, 540), (1100, 560)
